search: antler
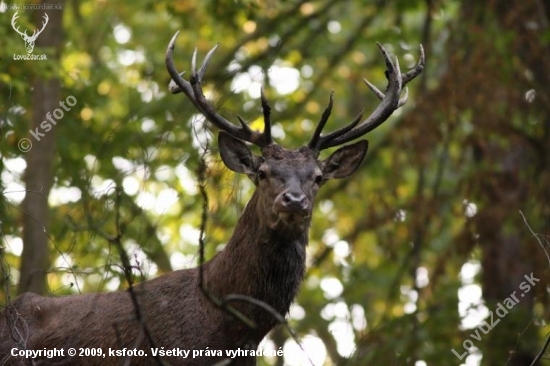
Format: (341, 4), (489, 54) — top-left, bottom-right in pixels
(11, 12), (49, 40)
(308, 43), (425, 151)
(11, 11), (27, 38)
(30, 13), (49, 40)
(165, 32), (273, 148)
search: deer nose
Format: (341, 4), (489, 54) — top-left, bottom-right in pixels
(280, 191), (308, 211)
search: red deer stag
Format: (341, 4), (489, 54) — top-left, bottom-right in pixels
(0, 32), (424, 365)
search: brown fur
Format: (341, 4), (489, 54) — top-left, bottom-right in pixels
(0, 192), (305, 366)
(0, 139), (367, 366)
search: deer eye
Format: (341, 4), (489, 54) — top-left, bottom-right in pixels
(257, 170), (267, 180)
(314, 174), (323, 185)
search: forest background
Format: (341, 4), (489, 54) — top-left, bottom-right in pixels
(1, 0), (549, 365)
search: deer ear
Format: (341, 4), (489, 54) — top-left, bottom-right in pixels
(322, 140), (368, 179)
(218, 131), (261, 175)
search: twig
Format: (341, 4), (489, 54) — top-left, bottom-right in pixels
(519, 210), (550, 267)
(519, 210), (550, 366)
(196, 144), (257, 329)
(504, 317), (534, 366)
(195, 146), (313, 366)
(105, 185), (168, 366)
(531, 329), (550, 366)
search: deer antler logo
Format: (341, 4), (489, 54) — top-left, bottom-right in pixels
(11, 11), (49, 54)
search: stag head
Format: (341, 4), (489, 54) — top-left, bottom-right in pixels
(11, 11), (49, 53)
(166, 32), (424, 234)
(218, 132), (367, 232)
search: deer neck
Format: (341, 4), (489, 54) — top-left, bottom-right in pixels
(203, 190), (308, 326)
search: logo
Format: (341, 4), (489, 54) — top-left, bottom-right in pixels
(11, 11), (48, 56)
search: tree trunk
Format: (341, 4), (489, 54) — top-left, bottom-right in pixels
(19, 0), (64, 295)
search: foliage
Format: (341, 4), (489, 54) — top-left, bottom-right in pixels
(1, 0), (549, 365)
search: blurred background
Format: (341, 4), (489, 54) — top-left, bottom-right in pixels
(1, 0), (549, 365)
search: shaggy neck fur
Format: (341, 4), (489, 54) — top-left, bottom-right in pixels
(203, 189), (308, 333)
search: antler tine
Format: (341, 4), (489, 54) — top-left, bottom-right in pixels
(191, 47), (198, 76)
(11, 11), (26, 37)
(363, 78), (385, 100)
(260, 88), (273, 146)
(307, 91), (334, 150)
(198, 44), (219, 81)
(165, 32), (272, 148)
(166, 32), (194, 96)
(397, 87), (409, 108)
(402, 45), (425, 85)
(311, 109), (364, 150)
(364, 80), (409, 108)
(39, 13), (48, 31)
(29, 12), (49, 40)
(312, 43), (424, 151)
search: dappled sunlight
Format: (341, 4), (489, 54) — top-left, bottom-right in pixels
(113, 24), (131, 44)
(3, 235), (23, 256)
(49, 186), (82, 205)
(122, 175), (140, 195)
(175, 164), (198, 195)
(458, 284), (487, 329)
(288, 303), (306, 321)
(178, 224), (201, 247)
(329, 319), (356, 357)
(401, 285), (418, 314)
(457, 263), (487, 346)
(2, 181), (25, 204)
(284, 336), (327, 366)
(320, 277), (344, 299)
(350, 304), (367, 331)
(268, 64), (300, 95)
(416, 266), (429, 288)
(91, 177), (116, 196)
(230, 61), (301, 98)
(2, 158), (26, 204)
(463, 199), (478, 218)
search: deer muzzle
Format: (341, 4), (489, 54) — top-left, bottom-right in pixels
(280, 191), (308, 211)
(273, 189), (310, 227)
